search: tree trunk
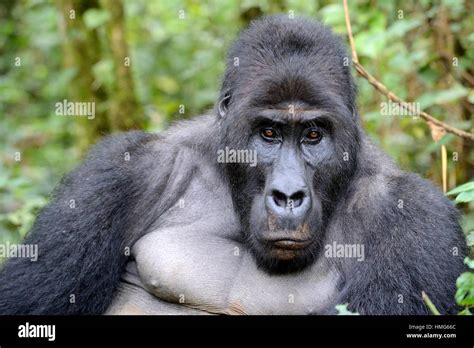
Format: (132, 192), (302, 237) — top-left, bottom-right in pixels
(101, 0), (145, 131)
(56, 0), (145, 152)
(56, 0), (109, 152)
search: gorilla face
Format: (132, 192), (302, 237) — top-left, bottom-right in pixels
(237, 99), (359, 273)
(218, 16), (361, 273)
(221, 100), (360, 274)
(246, 106), (331, 270)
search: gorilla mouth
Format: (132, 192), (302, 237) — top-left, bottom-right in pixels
(271, 240), (311, 261)
(260, 237), (314, 262)
(257, 221), (315, 263)
(270, 239), (312, 250)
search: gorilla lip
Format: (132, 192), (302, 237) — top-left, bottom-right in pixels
(266, 239), (313, 261)
(272, 239), (311, 250)
(265, 238), (312, 250)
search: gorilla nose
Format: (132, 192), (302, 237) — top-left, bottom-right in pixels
(272, 190), (305, 209)
(266, 187), (310, 220)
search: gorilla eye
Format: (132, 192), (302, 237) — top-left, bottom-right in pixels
(303, 129), (322, 143)
(261, 127), (277, 141)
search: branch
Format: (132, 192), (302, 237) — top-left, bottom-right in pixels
(343, 0), (358, 64)
(342, 0), (474, 142)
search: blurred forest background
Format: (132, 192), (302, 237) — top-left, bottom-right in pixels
(0, 0), (473, 254)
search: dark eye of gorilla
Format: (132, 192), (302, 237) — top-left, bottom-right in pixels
(260, 127), (279, 141)
(303, 128), (322, 144)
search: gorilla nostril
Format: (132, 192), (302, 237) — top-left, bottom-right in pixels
(271, 190), (307, 209)
(289, 191), (306, 209)
(271, 190), (287, 208)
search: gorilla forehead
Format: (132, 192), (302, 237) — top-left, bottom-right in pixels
(222, 15), (356, 109)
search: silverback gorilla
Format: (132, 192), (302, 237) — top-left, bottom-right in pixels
(0, 16), (467, 315)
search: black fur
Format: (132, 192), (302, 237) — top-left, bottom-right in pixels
(0, 15), (467, 315)
(218, 16), (467, 313)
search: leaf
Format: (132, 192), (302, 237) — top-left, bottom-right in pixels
(92, 59), (114, 89)
(468, 90), (474, 104)
(355, 31), (386, 59)
(83, 9), (111, 30)
(441, 0), (464, 16)
(335, 304), (360, 315)
(418, 84), (469, 109)
(455, 272), (474, 307)
(446, 182), (474, 195)
(455, 191), (474, 204)
(155, 76), (179, 94)
(464, 257), (474, 270)
(457, 308), (472, 315)
(386, 17), (422, 38)
(320, 4), (345, 26)
(0, 174), (9, 189)
(466, 231), (474, 247)
(425, 133), (455, 153)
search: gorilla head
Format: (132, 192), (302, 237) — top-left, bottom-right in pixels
(217, 16), (362, 273)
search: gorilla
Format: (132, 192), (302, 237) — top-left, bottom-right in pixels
(0, 15), (467, 315)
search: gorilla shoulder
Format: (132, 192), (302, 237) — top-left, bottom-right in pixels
(0, 118), (218, 315)
(331, 142), (467, 315)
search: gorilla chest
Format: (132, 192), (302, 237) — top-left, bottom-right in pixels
(131, 222), (338, 315)
(120, 160), (339, 315)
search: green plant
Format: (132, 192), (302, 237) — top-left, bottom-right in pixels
(455, 257), (474, 315)
(447, 181), (474, 204)
(335, 304), (360, 315)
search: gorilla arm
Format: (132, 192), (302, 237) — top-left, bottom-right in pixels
(326, 142), (468, 315)
(0, 129), (203, 314)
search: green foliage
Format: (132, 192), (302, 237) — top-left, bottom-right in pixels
(455, 258), (474, 314)
(0, 169), (48, 245)
(335, 304), (360, 315)
(447, 182), (474, 204)
(83, 9), (111, 29)
(418, 84), (469, 110)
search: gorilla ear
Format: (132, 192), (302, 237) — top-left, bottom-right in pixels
(349, 104), (359, 121)
(218, 92), (232, 118)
